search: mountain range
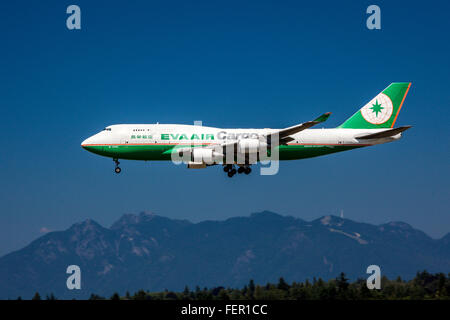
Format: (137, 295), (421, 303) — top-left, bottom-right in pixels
(0, 211), (449, 299)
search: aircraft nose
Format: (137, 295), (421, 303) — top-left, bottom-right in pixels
(81, 133), (106, 155)
(81, 136), (94, 149)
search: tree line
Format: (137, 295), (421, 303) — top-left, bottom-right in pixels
(27, 271), (450, 300)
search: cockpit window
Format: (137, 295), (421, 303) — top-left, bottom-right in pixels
(103, 128), (112, 131)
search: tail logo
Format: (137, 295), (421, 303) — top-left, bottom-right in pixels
(360, 93), (393, 125)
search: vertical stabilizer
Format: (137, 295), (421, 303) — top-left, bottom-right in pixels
(339, 83), (411, 129)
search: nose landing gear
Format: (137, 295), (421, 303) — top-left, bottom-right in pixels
(114, 159), (121, 174)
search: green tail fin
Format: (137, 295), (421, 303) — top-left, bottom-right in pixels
(339, 83), (411, 129)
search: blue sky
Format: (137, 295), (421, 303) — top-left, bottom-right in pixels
(0, 0), (449, 256)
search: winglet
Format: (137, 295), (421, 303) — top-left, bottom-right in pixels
(313, 112), (332, 123)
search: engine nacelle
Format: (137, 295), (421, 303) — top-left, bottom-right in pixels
(191, 148), (223, 165)
(187, 161), (206, 169)
(237, 139), (267, 154)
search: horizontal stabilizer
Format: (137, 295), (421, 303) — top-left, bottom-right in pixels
(355, 126), (412, 139)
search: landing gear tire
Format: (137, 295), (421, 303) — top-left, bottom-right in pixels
(227, 168), (237, 178)
(237, 167), (245, 174)
(244, 167), (251, 175)
(223, 165), (231, 172)
(113, 159), (121, 174)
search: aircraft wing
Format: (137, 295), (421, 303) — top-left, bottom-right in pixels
(355, 126), (412, 140)
(266, 112), (332, 144)
(176, 112), (332, 156)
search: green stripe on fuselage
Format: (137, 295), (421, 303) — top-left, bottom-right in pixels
(277, 144), (363, 160)
(82, 144), (364, 161)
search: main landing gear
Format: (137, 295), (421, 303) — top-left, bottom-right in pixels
(114, 158), (121, 174)
(223, 164), (236, 177)
(223, 164), (251, 177)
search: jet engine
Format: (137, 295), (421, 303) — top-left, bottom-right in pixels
(237, 139), (267, 154)
(188, 148), (223, 168)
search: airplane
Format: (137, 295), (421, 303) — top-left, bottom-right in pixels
(81, 83), (411, 177)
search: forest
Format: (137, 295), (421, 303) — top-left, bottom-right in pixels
(27, 271), (450, 300)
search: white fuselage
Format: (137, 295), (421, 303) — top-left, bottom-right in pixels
(82, 124), (400, 147)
